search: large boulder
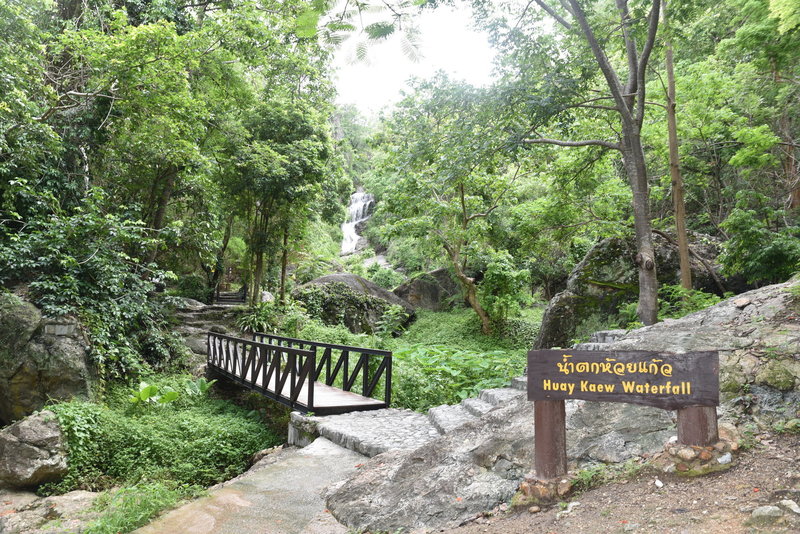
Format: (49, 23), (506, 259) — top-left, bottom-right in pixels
(535, 233), (738, 349)
(0, 411), (68, 488)
(0, 294), (95, 425)
(393, 268), (462, 311)
(326, 396), (673, 531)
(293, 274), (415, 334)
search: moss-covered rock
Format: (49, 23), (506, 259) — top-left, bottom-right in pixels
(293, 274), (415, 334)
(755, 359), (798, 391)
(0, 294), (95, 425)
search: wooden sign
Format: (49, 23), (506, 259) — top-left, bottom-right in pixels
(528, 350), (719, 410)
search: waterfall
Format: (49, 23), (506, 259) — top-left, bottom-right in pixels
(341, 189), (375, 255)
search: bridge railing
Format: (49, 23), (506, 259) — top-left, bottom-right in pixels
(252, 333), (392, 406)
(207, 332), (316, 410)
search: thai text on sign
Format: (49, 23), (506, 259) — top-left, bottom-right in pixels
(527, 350), (719, 410)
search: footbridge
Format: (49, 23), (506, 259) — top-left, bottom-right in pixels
(206, 332), (392, 415)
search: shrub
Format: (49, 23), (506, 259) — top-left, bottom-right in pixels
(175, 274), (211, 303)
(236, 300), (308, 336)
(477, 250), (531, 322)
(0, 187), (185, 380)
(391, 344), (525, 411)
(45, 379), (280, 494)
(365, 263), (405, 290)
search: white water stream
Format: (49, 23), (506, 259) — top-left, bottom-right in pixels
(340, 189), (375, 255)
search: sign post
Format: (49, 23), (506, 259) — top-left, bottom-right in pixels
(528, 349), (719, 480)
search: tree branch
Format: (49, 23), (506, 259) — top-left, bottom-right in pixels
(616, 0), (640, 97)
(566, 0), (632, 125)
(635, 0), (661, 126)
(533, 0), (572, 30)
(522, 137), (621, 151)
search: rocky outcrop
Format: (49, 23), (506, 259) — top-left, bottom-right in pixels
(0, 294), (94, 425)
(535, 233), (741, 349)
(293, 274), (415, 334)
(393, 268), (462, 311)
(325, 398), (534, 532)
(0, 411), (68, 488)
(606, 279), (800, 406)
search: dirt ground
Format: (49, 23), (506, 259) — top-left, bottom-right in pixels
(444, 432), (800, 534)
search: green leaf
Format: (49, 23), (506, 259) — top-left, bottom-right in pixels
(364, 22), (395, 40)
(295, 8), (321, 38)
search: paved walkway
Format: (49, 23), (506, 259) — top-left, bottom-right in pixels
(135, 438), (365, 534)
(136, 380), (532, 534)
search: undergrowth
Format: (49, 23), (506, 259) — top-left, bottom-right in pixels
(46, 377), (280, 493)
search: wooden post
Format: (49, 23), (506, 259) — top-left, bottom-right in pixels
(677, 405), (718, 446)
(534, 399), (568, 479)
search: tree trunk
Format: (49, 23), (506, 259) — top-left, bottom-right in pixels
(279, 224), (289, 306)
(146, 165), (178, 264)
(444, 244), (493, 335)
(663, 0), (692, 289)
(207, 212), (235, 296)
(622, 132), (659, 325)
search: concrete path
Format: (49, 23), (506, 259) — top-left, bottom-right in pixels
(135, 438), (365, 534)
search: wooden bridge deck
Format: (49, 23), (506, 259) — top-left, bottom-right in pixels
(207, 332), (391, 415)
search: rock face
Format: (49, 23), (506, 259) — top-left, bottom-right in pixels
(293, 274), (415, 334)
(0, 294), (94, 425)
(393, 268), (462, 311)
(607, 279), (800, 407)
(535, 233), (739, 349)
(0, 411), (68, 488)
(326, 399), (534, 532)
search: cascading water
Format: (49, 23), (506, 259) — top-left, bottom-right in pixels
(341, 189), (375, 255)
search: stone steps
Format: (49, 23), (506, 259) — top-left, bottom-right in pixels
(288, 378), (531, 454)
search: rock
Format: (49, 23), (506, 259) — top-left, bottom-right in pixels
(676, 447), (697, 461)
(0, 411), (67, 488)
(528, 505), (541, 513)
(294, 274), (415, 334)
(746, 505), (783, 526)
(535, 233), (738, 349)
(0, 294), (95, 425)
(0, 489), (101, 533)
(565, 400), (673, 463)
(733, 297), (751, 309)
(326, 396), (672, 532)
(393, 268), (462, 311)
(780, 499), (800, 515)
(326, 399), (535, 532)
(654, 478), (664, 488)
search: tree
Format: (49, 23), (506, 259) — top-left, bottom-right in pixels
(376, 76), (526, 334)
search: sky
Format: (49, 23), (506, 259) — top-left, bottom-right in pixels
(331, 5), (496, 117)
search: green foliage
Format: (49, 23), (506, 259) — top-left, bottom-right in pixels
(389, 308), (521, 353)
(720, 196), (800, 285)
(184, 377), (217, 398)
(128, 382), (179, 407)
(46, 378), (280, 493)
(365, 263), (406, 290)
(375, 304), (410, 339)
(391, 344), (525, 411)
(297, 319), (372, 347)
(657, 285), (726, 320)
(84, 482), (186, 534)
(235, 300), (309, 337)
(175, 275), (211, 304)
(0, 187), (184, 380)
(477, 250), (531, 322)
